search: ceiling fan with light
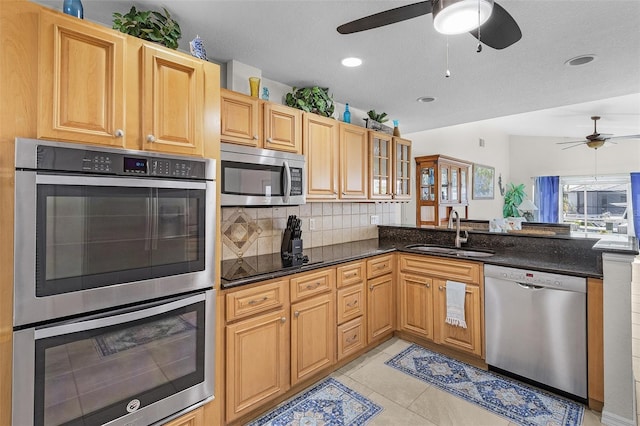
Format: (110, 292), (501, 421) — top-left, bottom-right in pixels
(337, 0), (522, 50)
(557, 116), (640, 150)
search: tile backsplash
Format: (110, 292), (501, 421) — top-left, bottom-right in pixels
(221, 202), (400, 260)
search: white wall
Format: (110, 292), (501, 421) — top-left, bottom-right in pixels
(509, 135), (640, 195)
(402, 122), (511, 225)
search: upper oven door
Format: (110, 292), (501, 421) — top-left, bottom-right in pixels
(14, 172), (215, 326)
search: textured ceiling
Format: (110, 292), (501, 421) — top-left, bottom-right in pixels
(34, 0), (640, 138)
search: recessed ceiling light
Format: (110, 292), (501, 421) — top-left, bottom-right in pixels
(565, 54), (597, 67)
(341, 57), (362, 67)
(416, 96), (436, 103)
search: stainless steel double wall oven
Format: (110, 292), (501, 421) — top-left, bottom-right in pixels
(12, 138), (216, 426)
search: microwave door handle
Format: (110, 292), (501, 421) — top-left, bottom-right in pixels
(283, 161), (291, 203)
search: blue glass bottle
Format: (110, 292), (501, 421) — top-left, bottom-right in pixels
(343, 103), (351, 124)
(63, 0), (83, 18)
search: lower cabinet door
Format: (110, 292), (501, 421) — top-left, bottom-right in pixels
(337, 316), (365, 361)
(399, 272), (433, 340)
(291, 293), (336, 386)
(434, 280), (482, 357)
(367, 274), (395, 343)
(226, 309), (289, 422)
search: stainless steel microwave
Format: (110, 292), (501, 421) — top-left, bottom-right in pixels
(220, 143), (305, 206)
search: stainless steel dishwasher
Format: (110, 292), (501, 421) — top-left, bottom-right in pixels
(484, 264), (587, 399)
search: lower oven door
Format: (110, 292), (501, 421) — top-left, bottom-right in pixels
(12, 290), (215, 426)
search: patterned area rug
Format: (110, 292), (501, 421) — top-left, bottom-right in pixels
(385, 344), (584, 426)
(246, 377), (382, 426)
(94, 316), (195, 356)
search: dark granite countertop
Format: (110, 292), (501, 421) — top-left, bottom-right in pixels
(220, 227), (637, 288)
(221, 239), (393, 289)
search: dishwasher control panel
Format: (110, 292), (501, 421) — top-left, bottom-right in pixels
(484, 264), (586, 293)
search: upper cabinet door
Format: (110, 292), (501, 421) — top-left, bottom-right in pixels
(220, 89), (261, 147)
(38, 10), (126, 147)
(339, 123), (368, 200)
(304, 113), (339, 200)
(369, 131), (393, 200)
(393, 137), (412, 200)
(263, 103), (302, 153)
(141, 45), (204, 156)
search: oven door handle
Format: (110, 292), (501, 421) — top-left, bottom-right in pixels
(35, 173), (206, 190)
(282, 160), (291, 203)
(152, 189), (159, 250)
(34, 291), (210, 339)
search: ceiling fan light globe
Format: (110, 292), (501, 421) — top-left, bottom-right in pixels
(433, 0), (494, 35)
(587, 140), (605, 149)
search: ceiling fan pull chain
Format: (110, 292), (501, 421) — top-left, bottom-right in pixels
(476, 0), (483, 53)
(445, 36), (451, 78)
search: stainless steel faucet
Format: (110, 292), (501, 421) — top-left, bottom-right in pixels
(449, 210), (468, 248)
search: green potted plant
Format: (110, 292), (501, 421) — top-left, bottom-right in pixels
(112, 6), (182, 50)
(366, 110), (388, 124)
(285, 86), (335, 117)
(503, 183), (526, 218)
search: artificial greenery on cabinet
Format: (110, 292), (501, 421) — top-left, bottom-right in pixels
(285, 86), (335, 117)
(113, 6), (182, 49)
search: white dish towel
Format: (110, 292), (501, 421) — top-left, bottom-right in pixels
(445, 280), (467, 329)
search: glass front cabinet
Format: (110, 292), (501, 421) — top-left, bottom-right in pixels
(369, 132), (412, 200)
(415, 154), (471, 227)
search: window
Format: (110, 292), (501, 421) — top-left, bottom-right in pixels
(560, 175), (630, 235)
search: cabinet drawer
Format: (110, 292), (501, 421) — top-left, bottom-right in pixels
(336, 284), (364, 324)
(337, 317), (365, 361)
(367, 254), (394, 279)
(400, 254), (481, 284)
(290, 268), (335, 302)
(336, 261), (365, 288)
(226, 279), (288, 322)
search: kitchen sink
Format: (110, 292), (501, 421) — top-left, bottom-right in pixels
(404, 244), (495, 258)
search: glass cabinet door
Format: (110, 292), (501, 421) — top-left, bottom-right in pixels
(440, 165), (449, 202)
(394, 138), (411, 199)
(370, 133), (392, 198)
(451, 168), (458, 203)
(460, 169), (468, 202)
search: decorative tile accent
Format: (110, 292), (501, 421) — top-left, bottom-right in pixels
(385, 344), (585, 426)
(246, 377), (382, 426)
(221, 209), (262, 257)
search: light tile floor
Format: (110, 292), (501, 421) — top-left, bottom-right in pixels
(322, 337), (604, 426)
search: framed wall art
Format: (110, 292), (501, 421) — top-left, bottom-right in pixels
(472, 164), (495, 200)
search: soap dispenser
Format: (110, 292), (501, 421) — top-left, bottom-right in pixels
(343, 103), (351, 124)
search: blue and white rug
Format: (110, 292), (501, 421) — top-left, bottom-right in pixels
(246, 377), (382, 426)
(385, 344), (585, 426)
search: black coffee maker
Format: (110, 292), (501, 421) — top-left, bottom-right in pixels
(281, 215), (307, 266)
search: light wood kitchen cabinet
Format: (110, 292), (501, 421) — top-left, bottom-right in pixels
(162, 406), (205, 426)
(304, 113), (339, 199)
(366, 255), (395, 343)
(369, 131), (393, 200)
(141, 44), (205, 156)
(392, 137), (412, 200)
(221, 90), (302, 153)
(337, 317), (365, 360)
(226, 308), (290, 422)
(263, 103), (302, 153)
(38, 9), (126, 147)
(415, 154), (471, 227)
(399, 254), (483, 358)
(220, 88), (261, 147)
(339, 123), (368, 200)
(399, 272), (433, 340)
(291, 292), (335, 385)
(336, 261), (366, 360)
(587, 277), (604, 410)
(434, 279), (482, 357)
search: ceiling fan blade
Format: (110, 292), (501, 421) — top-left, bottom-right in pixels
(561, 143), (587, 150)
(557, 140), (588, 145)
(606, 134), (640, 140)
(337, 1), (432, 34)
(469, 2), (521, 49)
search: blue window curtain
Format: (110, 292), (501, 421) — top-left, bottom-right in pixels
(631, 173), (640, 239)
(534, 176), (560, 223)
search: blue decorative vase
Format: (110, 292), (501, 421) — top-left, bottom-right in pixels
(343, 103), (351, 124)
(63, 0), (83, 18)
(262, 87), (270, 101)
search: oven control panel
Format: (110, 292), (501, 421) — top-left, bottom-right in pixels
(36, 145), (207, 179)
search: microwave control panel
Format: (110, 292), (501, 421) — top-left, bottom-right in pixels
(290, 167), (303, 196)
(36, 145), (206, 179)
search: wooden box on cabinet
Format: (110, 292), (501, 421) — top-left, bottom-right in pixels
(415, 154), (471, 227)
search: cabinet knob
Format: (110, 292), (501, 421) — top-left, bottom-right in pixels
(266, 137), (273, 143)
(426, 283), (430, 288)
(294, 311), (300, 318)
(280, 317), (286, 323)
(369, 285), (374, 291)
(253, 135), (259, 140)
(439, 286), (444, 291)
(147, 134), (156, 143)
(115, 129), (124, 138)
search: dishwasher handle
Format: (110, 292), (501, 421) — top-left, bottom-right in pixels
(517, 282), (544, 290)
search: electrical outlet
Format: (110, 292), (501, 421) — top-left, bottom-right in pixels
(370, 215), (379, 225)
(309, 218), (316, 231)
